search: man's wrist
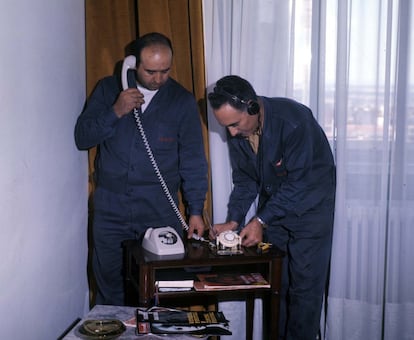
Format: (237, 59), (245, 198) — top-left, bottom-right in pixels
(255, 216), (266, 227)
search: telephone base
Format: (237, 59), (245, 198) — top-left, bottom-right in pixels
(216, 249), (244, 256)
(141, 226), (185, 257)
(142, 249), (185, 262)
(215, 230), (243, 256)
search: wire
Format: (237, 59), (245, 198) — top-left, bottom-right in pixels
(133, 108), (206, 241)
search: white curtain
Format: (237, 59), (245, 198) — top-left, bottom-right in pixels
(202, 1), (414, 339)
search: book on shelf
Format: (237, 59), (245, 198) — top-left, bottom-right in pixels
(194, 272), (270, 291)
(155, 279), (194, 292)
(156, 279), (194, 288)
(154, 268), (198, 291)
(136, 307), (232, 336)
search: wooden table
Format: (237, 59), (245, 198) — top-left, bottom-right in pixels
(123, 239), (284, 340)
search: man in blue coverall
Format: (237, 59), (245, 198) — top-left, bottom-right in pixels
(207, 75), (336, 339)
(75, 32), (208, 305)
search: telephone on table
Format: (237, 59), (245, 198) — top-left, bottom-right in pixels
(141, 226), (185, 257)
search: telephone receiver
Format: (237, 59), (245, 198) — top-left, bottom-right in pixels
(121, 55), (137, 90)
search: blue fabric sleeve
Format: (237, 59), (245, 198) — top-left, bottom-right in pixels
(75, 77), (121, 150)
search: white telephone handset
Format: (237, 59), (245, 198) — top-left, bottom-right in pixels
(121, 55), (137, 90)
(120, 56), (207, 255)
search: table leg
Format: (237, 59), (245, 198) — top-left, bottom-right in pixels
(270, 257), (283, 339)
(245, 294), (255, 340)
(139, 263), (151, 307)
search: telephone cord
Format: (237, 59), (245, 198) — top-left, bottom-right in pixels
(133, 108), (205, 242)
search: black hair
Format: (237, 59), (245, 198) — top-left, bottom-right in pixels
(207, 75), (258, 111)
(134, 32), (173, 64)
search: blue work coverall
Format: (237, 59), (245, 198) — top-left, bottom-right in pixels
(226, 97), (336, 339)
(75, 75), (208, 305)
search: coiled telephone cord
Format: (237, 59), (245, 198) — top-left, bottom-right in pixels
(133, 108), (205, 241)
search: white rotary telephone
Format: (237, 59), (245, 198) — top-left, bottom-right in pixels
(141, 226), (185, 257)
(216, 230), (243, 255)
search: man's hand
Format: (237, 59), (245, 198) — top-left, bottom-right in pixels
(113, 88), (144, 117)
(187, 215), (206, 240)
(239, 218), (263, 247)
(209, 221), (238, 240)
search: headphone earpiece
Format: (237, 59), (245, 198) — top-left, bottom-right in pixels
(246, 100), (260, 115)
(213, 86), (260, 115)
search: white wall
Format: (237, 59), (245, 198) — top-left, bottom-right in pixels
(0, 1), (88, 339)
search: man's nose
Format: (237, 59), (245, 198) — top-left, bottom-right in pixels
(154, 73), (163, 83)
(228, 126), (238, 137)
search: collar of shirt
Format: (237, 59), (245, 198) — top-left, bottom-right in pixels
(137, 85), (158, 112)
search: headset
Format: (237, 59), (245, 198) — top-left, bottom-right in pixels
(213, 86), (260, 116)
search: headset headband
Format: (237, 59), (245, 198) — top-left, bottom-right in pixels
(213, 86), (260, 115)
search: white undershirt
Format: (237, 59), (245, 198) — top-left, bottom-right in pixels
(137, 84), (158, 113)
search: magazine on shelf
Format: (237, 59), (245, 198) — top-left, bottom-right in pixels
(136, 307), (232, 335)
(194, 272), (270, 291)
